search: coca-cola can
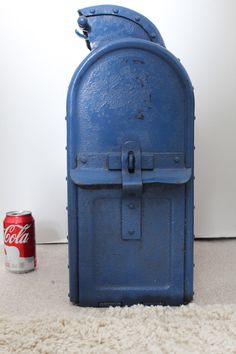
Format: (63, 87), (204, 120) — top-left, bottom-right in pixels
(3, 211), (36, 273)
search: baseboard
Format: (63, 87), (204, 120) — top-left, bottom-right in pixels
(35, 238), (236, 245)
(195, 237), (236, 241)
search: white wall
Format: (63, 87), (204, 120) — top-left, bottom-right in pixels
(0, 0), (236, 242)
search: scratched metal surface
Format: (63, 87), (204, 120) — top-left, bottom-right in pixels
(66, 5), (194, 307)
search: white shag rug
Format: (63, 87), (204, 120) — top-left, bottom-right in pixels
(1, 304), (236, 354)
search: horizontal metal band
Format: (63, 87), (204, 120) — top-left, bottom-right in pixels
(70, 167), (192, 186)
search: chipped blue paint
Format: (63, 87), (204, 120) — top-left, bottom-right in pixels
(67, 5), (194, 306)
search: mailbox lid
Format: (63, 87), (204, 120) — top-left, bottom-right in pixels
(78, 5), (165, 49)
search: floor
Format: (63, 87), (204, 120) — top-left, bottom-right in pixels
(1, 240), (236, 316)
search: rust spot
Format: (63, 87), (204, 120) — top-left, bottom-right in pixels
(122, 57), (128, 63)
(136, 77), (144, 88)
(136, 113), (145, 120)
(133, 59), (145, 65)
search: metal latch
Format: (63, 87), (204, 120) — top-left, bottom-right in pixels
(128, 151), (135, 173)
(121, 141), (142, 240)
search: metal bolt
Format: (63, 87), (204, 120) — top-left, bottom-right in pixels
(135, 16), (140, 22)
(77, 16), (88, 29)
(128, 203), (135, 209)
(89, 9), (95, 14)
(174, 157), (180, 163)
(80, 156), (87, 164)
(113, 8), (119, 14)
(128, 230), (135, 235)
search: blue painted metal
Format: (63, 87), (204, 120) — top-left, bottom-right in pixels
(121, 141), (142, 240)
(76, 5), (165, 49)
(67, 5), (195, 307)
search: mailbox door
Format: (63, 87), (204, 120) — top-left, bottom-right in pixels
(77, 185), (185, 306)
(67, 39), (194, 306)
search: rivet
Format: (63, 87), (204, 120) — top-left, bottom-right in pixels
(128, 203), (135, 209)
(128, 230), (135, 235)
(151, 33), (156, 39)
(113, 8), (119, 14)
(80, 156), (87, 164)
(89, 9), (95, 14)
(135, 16), (140, 22)
(174, 157), (180, 163)
(77, 16), (88, 29)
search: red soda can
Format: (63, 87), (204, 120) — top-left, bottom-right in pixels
(3, 211), (36, 273)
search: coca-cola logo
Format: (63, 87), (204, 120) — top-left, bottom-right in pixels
(4, 224), (31, 244)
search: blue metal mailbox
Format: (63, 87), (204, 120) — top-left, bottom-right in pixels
(67, 5), (194, 306)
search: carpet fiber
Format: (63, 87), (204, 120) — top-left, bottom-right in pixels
(1, 243), (236, 353)
(1, 304), (236, 354)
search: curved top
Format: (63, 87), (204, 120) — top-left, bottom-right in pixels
(77, 5), (165, 49)
(67, 38), (194, 157)
(68, 38), (193, 104)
